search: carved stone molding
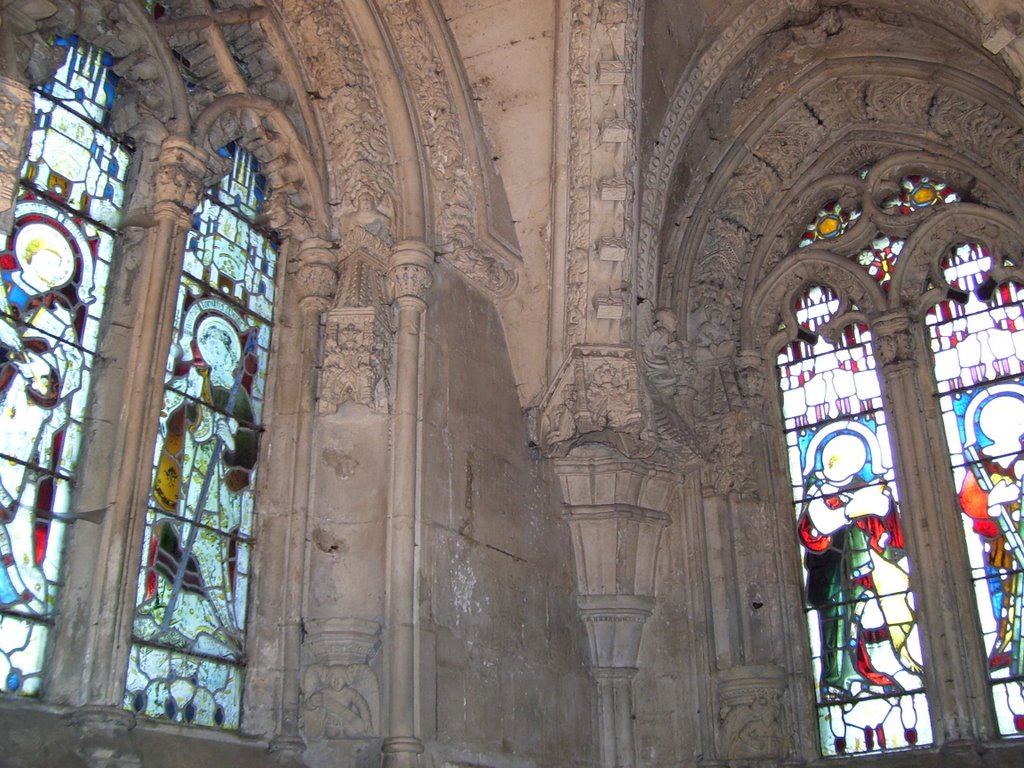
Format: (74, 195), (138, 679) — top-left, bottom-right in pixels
(377, 0), (517, 296)
(638, 0), (989, 302)
(301, 618), (382, 741)
(66, 705), (141, 768)
(151, 136), (225, 218)
(537, 345), (652, 459)
(387, 240), (433, 304)
(0, 76), (33, 233)
(715, 665), (788, 762)
(285, 0), (397, 227)
(561, 0), (639, 351)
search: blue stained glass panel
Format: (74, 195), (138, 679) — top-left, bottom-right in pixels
(0, 40), (128, 697)
(778, 286), (931, 756)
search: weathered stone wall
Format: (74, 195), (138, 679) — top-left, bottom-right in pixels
(419, 265), (593, 768)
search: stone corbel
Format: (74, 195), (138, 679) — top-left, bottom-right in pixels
(318, 228), (393, 414)
(67, 706), (141, 768)
(301, 618), (383, 741)
(554, 452), (676, 768)
(537, 345), (654, 459)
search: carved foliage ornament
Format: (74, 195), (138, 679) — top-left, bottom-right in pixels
(538, 346), (650, 458)
(376, 0), (516, 296)
(0, 77), (32, 231)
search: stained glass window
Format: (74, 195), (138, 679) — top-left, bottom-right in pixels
(928, 243), (1024, 735)
(125, 143), (276, 729)
(0, 38), (129, 697)
(800, 201), (861, 247)
(778, 286), (931, 756)
(883, 175), (959, 214)
(854, 235), (905, 290)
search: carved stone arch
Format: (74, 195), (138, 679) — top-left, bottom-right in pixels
(193, 95), (328, 239)
(372, 0), (519, 297)
(743, 250), (886, 354)
(641, 0), (1009, 305)
(891, 204), (1024, 311)
(3, 0), (188, 134)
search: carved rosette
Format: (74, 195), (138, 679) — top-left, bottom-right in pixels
(0, 76), (33, 233)
(538, 345), (652, 458)
(301, 618), (382, 741)
(715, 665), (788, 761)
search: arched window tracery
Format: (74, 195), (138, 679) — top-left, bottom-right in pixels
(773, 164), (1024, 755)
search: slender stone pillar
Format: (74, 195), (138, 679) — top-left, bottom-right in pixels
(51, 136), (220, 707)
(872, 311), (993, 744)
(381, 241), (432, 768)
(554, 450), (675, 768)
(265, 241), (339, 763)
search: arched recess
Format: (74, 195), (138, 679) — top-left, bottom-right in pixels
(641, 2), (1024, 761)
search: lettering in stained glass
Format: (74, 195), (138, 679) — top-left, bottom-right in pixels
(0, 38), (129, 697)
(928, 243), (1024, 735)
(126, 143), (276, 729)
(778, 286), (931, 756)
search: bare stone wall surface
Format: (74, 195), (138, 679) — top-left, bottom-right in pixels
(419, 266), (593, 768)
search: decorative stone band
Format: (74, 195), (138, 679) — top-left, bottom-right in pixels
(577, 594), (656, 671)
(303, 617), (382, 668)
(387, 240), (433, 304)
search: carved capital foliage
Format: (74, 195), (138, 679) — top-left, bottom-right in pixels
(301, 619), (381, 741)
(153, 137), (224, 214)
(538, 346), (654, 458)
(0, 77), (33, 232)
(716, 665), (788, 761)
(872, 312), (916, 370)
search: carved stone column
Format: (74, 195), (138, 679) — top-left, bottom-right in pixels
(381, 241), (432, 768)
(48, 135), (220, 706)
(872, 311), (993, 744)
(554, 451), (674, 768)
(262, 239), (338, 764)
(0, 75), (32, 233)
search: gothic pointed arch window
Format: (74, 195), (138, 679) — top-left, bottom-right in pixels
(125, 141), (277, 729)
(773, 165), (1024, 756)
(777, 284), (930, 755)
(0, 37), (130, 697)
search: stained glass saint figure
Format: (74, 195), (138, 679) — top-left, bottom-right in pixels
(779, 285), (930, 755)
(127, 144), (274, 729)
(0, 38), (128, 696)
(930, 242), (1024, 734)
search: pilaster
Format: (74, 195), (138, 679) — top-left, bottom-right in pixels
(381, 240), (432, 768)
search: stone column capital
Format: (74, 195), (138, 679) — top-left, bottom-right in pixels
(872, 310), (917, 371)
(387, 240), (433, 306)
(288, 237), (339, 310)
(154, 136), (225, 213)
